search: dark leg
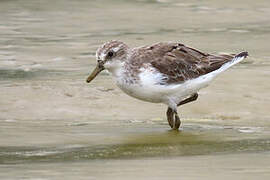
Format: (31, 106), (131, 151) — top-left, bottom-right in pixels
(177, 93), (198, 106)
(166, 93), (198, 130)
(166, 107), (174, 128)
(166, 107), (181, 130)
(174, 111), (181, 130)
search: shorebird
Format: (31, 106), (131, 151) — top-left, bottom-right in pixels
(86, 40), (248, 130)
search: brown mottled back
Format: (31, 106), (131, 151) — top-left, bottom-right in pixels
(129, 42), (234, 84)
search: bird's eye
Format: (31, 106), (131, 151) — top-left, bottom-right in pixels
(107, 51), (114, 58)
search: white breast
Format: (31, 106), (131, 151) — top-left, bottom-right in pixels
(115, 64), (170, 103)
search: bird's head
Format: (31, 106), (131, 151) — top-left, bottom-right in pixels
(86, 40), (129, 83)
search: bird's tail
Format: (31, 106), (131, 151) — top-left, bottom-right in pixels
(213, 51), (248, 75)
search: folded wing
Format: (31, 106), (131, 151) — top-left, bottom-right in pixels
(147, 43), (235, 84)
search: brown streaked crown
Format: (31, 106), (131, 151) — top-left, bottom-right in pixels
(96, 40), (129, 62)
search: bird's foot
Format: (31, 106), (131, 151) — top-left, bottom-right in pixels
(166, 107), (174, 128)
(173, 113), (181, 130)
(167, 107), (181, 130)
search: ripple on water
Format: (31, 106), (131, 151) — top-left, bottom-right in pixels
(0, 68), (67, 80)
(1, 130), (270, 164)
(229, 29), (250, 33)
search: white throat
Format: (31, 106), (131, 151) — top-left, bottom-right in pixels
(104, 60), (125, 78)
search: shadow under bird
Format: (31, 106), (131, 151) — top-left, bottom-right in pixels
(86, 40), (248, 130)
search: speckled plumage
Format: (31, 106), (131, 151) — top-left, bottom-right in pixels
(88, 40), (248, 129)
(127, 42), (237, 84)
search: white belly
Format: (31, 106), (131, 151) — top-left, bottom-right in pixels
(116, 81), (164, 103)
(114, 66), (215, 106)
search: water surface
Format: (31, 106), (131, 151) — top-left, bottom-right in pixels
(0, 0), (270, 179)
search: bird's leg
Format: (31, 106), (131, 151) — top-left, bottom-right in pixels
(166, 107), (174, 128)
(173, 110), (181, 130)
(166, 93), (199, 130)
(166, 107), (181, 130)
(177, 93), (198, 106)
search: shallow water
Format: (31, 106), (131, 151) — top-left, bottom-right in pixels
(1, 0), (270, 179)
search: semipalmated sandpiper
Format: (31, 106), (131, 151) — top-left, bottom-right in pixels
(86, 40), (248, 130)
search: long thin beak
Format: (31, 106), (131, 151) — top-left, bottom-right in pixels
(86, 63), (104, 83)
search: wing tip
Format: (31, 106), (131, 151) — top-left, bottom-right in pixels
(235, 51), (248, 58)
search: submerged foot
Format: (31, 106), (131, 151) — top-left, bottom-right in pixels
(166, 107), (174, 128)
(166, 107), (181, 130)
(173, 113), (181, 130)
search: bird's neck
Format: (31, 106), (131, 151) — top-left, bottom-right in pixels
(106, 61), (125, 78)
